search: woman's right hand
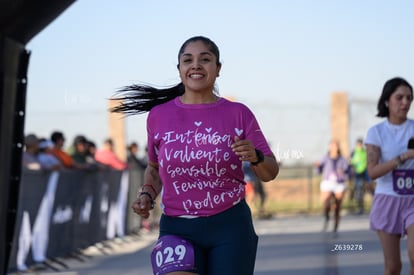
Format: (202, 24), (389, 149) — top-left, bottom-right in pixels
(131, 194), (153, 219)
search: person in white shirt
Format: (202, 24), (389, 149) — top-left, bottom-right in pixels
(365, 77), (414, 275)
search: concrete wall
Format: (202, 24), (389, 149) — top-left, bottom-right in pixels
(108, 100), (127, 161)
(331, 92), (350, 157)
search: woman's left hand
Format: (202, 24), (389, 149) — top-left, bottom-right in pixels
(231, 136), (258, 163)
(403, 149), (414, 162)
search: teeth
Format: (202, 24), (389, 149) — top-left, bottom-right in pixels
(190, 74), (203, 79)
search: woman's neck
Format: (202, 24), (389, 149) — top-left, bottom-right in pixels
(329, 152), (339, 159)
(388, 116), (407, 125)
(180, 93), (218, 104)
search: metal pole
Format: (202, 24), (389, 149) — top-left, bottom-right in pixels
(0, 36), (29, 274)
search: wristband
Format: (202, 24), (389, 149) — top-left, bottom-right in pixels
(251, 149), (265, 166)
(142, 184), (157, 196)
(395, 155), (404, 167)
(139, 192), (155, 209)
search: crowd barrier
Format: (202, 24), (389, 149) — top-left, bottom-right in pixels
(7, 168), (144, 272)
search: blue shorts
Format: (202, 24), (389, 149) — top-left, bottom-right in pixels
(158, 200), (258, 275)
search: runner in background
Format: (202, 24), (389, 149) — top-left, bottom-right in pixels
(316, 139), (349, 233)
(349, 138), (370, 215)
(365, 77), (414, 275)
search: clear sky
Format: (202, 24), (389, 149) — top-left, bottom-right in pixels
(24, 0), (414, 163)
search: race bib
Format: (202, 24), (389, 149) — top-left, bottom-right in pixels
(151, 235), (195, 275)
(392, 169), (414, 195)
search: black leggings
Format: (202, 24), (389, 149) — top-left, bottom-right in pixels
(159, 200), (258, 275)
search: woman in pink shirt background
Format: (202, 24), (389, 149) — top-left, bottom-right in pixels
(94, 138), (127, 170)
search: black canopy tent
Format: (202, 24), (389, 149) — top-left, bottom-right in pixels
(0, 1), (75, 273)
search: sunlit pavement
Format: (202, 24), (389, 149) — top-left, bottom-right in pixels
(254, 214), (409, 275)
(15, 213), (409, 275)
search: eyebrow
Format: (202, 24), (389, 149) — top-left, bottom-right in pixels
(181, 52), (213, 58)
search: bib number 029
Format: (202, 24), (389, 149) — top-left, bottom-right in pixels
(155, 244), (187, 267)
(151, 235), (195, 275)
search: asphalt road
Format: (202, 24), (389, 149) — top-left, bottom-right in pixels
(13, 213), (410, 275)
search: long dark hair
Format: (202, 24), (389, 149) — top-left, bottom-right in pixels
(110, 36), (221, 115)
(376, 77), (413, 117)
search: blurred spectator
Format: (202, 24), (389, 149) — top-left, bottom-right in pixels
(86, 140), (97, 159)
(69, 135), (88, 164)
(22, 133), (41, 170)
(70, 135), (101, 170)
(127, 142), (147, 170)
(95, 138), (127, 170)
(50, 131), (74, 168)
(242, 161), (269, 219)
(127, 142), (151, 231)
(38, 139), (62, 170)
(85, 140), (105, 168)
(242, 161), (255, 207)
(349, 138), (372, 215)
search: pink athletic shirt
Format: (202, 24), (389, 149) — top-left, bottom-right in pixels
(147, 97), (272, 217)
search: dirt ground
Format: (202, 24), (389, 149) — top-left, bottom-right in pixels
(247, 177), (375, 216)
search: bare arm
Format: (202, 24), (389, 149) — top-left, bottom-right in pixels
(143, 160), (162, 197)
(251, 154), (279, 182)
(366, 144), (399, 180)
(131, 160), (162, 219)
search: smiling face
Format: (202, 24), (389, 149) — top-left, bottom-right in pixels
(387, 85), (413, 124)
(178, 40), (221, 96)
